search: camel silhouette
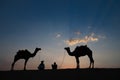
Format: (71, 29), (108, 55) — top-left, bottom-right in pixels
(64, 45), (94, 69)
(11, 48), (41, 70)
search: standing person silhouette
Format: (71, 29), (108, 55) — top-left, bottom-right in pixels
(52, 62), (57, 70)
(38, 61), (45, 70)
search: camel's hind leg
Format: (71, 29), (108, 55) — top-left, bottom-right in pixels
(11, 56), (19, 70)
(92, 61), (94, 68)
(11, 62), (16, 70)
(89, 61), (94, 68)
(89, 62), (91, 68)
(88, 54), (94, 68)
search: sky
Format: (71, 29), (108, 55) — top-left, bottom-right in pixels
(0, 0), (120, 70)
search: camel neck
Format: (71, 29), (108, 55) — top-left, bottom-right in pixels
(66, 49), (74, 56)
(31, 49), (38, 57)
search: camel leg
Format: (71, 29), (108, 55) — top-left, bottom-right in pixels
(11, 57), (19, 70)
(88, 55), (94, 68)
(11, 62), (15, 70)
(90, 61), (94, 68)
(24, 59), (28, 70)
(75, 57), (79, 69)
(89, 62), (91, 68)
(92, 61), (94, 68)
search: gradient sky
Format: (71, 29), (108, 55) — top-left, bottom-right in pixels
(0, 0), (120, 70)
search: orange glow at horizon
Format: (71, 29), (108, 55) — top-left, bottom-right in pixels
(11, 55), (91, 70)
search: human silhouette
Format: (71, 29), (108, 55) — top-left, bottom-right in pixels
(11, 48), (41, 70)
(64, 45), (94, 69)
(38, 61), (45, 70)
(52, 62), (57, 70)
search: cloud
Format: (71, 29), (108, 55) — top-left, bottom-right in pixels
(65, 33), (99, 46)
(56, 34), (61, 38)
(98, 35), (106, 39)
(74, 31), (81, 35)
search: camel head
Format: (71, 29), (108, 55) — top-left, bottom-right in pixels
(35, 48), (41, 52)
(64, 47), (70, 51)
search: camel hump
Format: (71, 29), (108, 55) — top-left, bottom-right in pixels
(75, 46), (80, 50)
(17, 50), (24, 53)
(77, 45), (92, 52)
(17, 49), (30, 54)
(25, 49), (30, 53)
(83, 45), (92, 53)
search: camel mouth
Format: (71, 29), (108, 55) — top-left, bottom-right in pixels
(64, 47), (69, 49)
(36, 48), (41, 50)
(39, 48), (41, 50)
(64, 47), (67, 49)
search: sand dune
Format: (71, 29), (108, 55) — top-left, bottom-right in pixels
(0, 68), (120, 80)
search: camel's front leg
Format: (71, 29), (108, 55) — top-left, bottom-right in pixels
(75, 57), (79, 69)
(24, 59), (28, 70)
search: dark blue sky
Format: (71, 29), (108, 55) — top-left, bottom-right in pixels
(0, 0), (120, 70)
